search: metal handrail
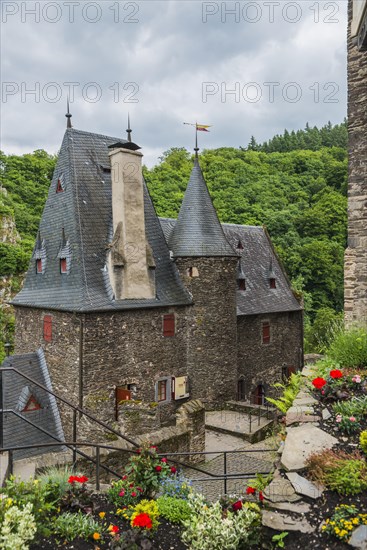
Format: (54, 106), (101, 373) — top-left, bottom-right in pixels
(0, 366), (139, 448)
(1, 441), (276, 495)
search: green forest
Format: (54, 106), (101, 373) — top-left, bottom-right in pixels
(0, 121), (348, 359)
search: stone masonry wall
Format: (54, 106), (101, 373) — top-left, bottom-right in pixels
(14, 307), (80, 439)
(175, 257), (239, 404)
(237, 311), (303, 401)
(345, 0), (367, 326)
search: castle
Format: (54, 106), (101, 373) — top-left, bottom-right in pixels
(11, 123), (303, 438)
(344, 0), (367, 325)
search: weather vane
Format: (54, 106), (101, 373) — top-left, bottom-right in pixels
(183, 122), (211, 157)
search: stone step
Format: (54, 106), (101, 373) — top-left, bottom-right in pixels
(262, 509), (315, 533)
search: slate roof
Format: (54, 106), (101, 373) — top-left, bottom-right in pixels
(1, 349), (65, 460)
(12, 129), (192, 312)
(161, 219), (302, 316)
(168, 158), (237, 257)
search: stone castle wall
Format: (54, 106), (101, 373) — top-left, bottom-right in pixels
(237, 310), (303, 401)
(345, 0), (367, 325)
(175, 256), (239, 403)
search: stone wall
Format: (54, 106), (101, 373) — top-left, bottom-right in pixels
(14, 307), (80, 439)
(175, 257), (239, 403)
(345, 0), (367, 326)
(237, 311), (303, 401)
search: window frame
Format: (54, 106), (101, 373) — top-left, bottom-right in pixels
(155, 377), (171, 404)
(270, 278), (276, 289)
(60, 258), (67, 274)
(163, 314), (175, 337)
(36, 259), (43, 274)
(262, 321), (271, 345)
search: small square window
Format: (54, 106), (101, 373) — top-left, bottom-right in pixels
(157, 380), (167, 402)
(238, 279), (246, 291)
(262, 322), (270, 345)
(43, 315), (52, 342)
(60, 258), (67, 273)
(22, 395), (42, 412)
(163, 314), (175, 337)
(36, 259), (43, 274)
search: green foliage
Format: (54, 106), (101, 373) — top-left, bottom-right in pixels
(37, 465), (74, 500)
(109, 529), (153, 549)
(157, 496), (192, 523)
(322, 504), (367, 542)
(0, 502), (37, 550)
(124, 443), (172, 498)
(306, 450), (367, 496)
(272, 531), (289, 548)
(130, 499), (160, 531)
(266, 372), (302, 413)
(0, 476), (59, 536)
(360, 431), (367, 455)
(247, 472), (273, 492)
(332, 396), (367, 418)
(305, 307), (344, 353)
(181, 493), (261, 550)
(328, 327), (367, 368)
(52, 511), (101, 542)
(107, 478), (141, 508)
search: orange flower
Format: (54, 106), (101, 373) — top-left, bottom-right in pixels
(99, 512), (106, 519)
(92, 532), (101, 540)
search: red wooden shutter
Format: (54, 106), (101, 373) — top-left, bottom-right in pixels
(262, 322), (270, 344)
(163, 314), (175, 337)
(60, 258), (67, 273)
(36, 259), (42, 274)
(43, 315), (52, 342)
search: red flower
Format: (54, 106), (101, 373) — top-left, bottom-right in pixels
(131, 491), (137, 497)
(129, 483), (134, 488)
(155, 465), (162, 472)
(246, 486), (256, 495)
(170, 466), (177, 474)
(67, 475), (88, 484)
(137, 487), (143, 492)
(150, 445), (158, 450)
(136, 448), (141, 454)
(161, 458), (167, 463)
(119, 489), (125, 497)
(259, 491), (264, 502)
(132, 513), (153, 530)
(122, 475), (128, 480)
(312, 377), (327, 390)
(109, 525), (119, 534)
(330, 369), (343, 379)
(232, 500), (243, 511)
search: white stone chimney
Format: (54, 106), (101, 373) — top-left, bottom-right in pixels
(108, 142), (155, 300)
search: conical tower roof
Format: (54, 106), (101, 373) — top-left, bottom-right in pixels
(168, 158), (236, 257)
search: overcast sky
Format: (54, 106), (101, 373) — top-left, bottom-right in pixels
(1, 0), (348, 167)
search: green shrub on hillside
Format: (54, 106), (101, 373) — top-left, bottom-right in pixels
(328, 327), (367, 368)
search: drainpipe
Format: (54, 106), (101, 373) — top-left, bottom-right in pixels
(78, 315), (84, 416)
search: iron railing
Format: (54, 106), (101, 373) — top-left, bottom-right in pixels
(0, 441), (276, 496)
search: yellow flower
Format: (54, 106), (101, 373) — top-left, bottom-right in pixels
(99, 512), (106, 519)
(93, 532), (101, 540)
(353, 518), (359, 525)
(340, 530), (348, 538)
(334, 527), (340, 534)
(6, 498), (13, 507)
(33, 479), (39, 485)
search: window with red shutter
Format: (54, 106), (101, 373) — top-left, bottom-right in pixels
(60, 258), (67, 273)
(270, 278), (276, 289)
(163, 314), (175, 337)
(36, 259), (43, 274)
(43, 315), (52, 342)
(262, 322), (270, 344)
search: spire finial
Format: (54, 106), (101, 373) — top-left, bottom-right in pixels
(194, 123), (199, 158)
(126, 113), (132, 142)
(66, 97), (72, 128)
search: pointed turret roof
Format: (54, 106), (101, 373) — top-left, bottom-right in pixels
(168, 158), (236, 257)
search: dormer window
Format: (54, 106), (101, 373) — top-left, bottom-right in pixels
(36, 259), (43, 274)
(187, 267), (199, 278)
(270, 278), (276, 289)
(56, 174), (65, 193)
(58, 229), (71, 274)
(60, 258), (67, 274)
(238, 279), (246, 291)
(22, 395), (42, 412)
(237, 240), (244, 250)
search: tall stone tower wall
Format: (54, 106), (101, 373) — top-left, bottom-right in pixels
(344, 0), (367, 326)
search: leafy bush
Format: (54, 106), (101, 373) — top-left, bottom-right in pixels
(107, 477), (142, 508)
(181, 493), (261, 550)
(0, 502), (36, 550)
(128, 499), (160, 531)
(109, 529), (153, 549)
(322, 504), (367, 542)
(332, 396), (367, 417)
(157, 473), (193, 500)
(60, 475), (94, 514)
(37, 465), (74, 499)
(157, 496), (191, 523)
(328, 327), (367, 368)
(266, 372), (302, 413)
(0, 476), (58, 536)
(360, 431), (367, 455)
(306, 449), (367, 495)
(52, 511), (101, 542)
